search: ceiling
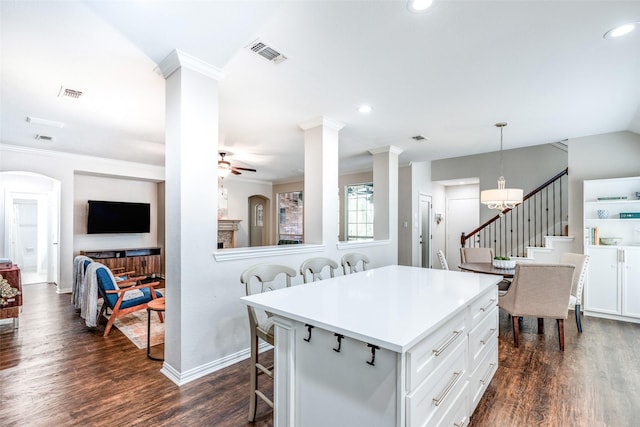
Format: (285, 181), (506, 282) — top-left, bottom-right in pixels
(2, 1), (639, 183)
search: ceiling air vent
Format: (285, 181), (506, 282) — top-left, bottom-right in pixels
(58, 86), (83, 99)
(35, 134), (54, 141)
(246, 39), (288, 64)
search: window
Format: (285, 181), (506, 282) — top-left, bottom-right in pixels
(346, 183), (374, 241)
(277, 191), (303, 243)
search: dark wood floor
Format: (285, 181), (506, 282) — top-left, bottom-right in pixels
(1, 283), (639, 426)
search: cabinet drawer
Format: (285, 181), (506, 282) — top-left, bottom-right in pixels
(407, 337), (467, 427)
(406, 310), (467, 392)
(469, 287), (498, 327)
(469, 337), (498, 413)
(435, 382), (469, 427)
(468, 307), (498, 367)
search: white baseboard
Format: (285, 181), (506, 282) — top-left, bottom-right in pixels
(160, 342), (272, 386)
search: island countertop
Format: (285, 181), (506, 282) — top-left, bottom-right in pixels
(240, 264), (501, 353)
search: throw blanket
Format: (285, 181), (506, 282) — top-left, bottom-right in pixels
(82, 262), (143, 328)
(72, 255), (92, 310)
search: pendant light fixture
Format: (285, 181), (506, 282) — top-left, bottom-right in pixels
(480, 122), (523, 216)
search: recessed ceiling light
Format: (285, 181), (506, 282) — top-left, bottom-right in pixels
(358, 105), (372, 114)
(407, 0), (433, 13)
(26, 116), (64, 128)
(603, 22), (639, 39)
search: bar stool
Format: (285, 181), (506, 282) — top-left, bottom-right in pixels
(146, 297), (165, 361)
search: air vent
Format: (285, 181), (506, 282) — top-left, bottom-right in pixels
(411, 135), (428, 141)
(35, 134), (54, 141)
(246, 39), (288, 64)
(58, 86), (83, 99)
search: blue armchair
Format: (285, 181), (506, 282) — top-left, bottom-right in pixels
(91, 263), (163, 337)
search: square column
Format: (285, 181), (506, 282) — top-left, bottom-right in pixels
(369, 146), (402, 247)
(157, 49), (223, 374)
(299, 117), (344, 245)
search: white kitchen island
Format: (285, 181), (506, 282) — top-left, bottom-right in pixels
(240, 265), (500, 427)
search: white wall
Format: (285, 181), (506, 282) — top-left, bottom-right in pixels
(568, 131), (640, 253)
(73, 174), (159, 252)
(432, 143), (568, 223)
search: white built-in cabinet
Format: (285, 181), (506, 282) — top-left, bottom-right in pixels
(584, 176), (640, 323)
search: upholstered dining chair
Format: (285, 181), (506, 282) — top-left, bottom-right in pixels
(498, 263), (575, 351)
(460, 247), (494, 263)
(559, 252), (590, 333)
(300, 257), (339, 283)
(86, 262), (163, 336)
(341, 253), (370, 275)
(437, 250), (449, 270)
(240, 264), (297, 422)
(459, 247), (512, 293)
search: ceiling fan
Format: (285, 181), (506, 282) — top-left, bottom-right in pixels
(218, 152), (257, 177)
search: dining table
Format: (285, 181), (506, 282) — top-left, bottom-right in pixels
(458, 262), (516, 279)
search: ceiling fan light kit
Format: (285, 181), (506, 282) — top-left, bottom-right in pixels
(218, 152), (257, 178)
(480, 122), (524, 216)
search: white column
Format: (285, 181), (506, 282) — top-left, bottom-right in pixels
(299, 117), (343, 245)
(157, 50), (223, 375)
(369, 145), (402, 247)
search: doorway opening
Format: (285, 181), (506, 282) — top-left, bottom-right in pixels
(1, 172), (61, 286)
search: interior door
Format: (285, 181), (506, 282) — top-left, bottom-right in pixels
(446, 197), (479, 270)
(249, 195), (268, 247)
(418, 194), (431, 268)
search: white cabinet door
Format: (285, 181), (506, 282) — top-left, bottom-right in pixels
(585, 246), (620, 315)
(622, 247), (640, 318)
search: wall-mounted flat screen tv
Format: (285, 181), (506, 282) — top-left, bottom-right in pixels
(87, 200), (151, 234)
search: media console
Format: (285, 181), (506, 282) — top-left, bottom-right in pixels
(81, 247), (161, 276)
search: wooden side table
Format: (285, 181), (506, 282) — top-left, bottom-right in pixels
(0, 265), (22, 329)
(146, 297), (165, 361)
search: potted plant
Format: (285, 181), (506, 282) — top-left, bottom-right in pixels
(493, 256), (516, 269)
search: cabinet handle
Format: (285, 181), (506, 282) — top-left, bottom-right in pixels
(480, 328), (497, 345)
(432, 370), (463, 406)
(432, 330), (461, 356)
(480, 298), (496, 312)
(480, 362), (497, 385)
(453, 418), (467, 427)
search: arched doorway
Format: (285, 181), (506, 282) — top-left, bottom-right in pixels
(1, 171), (61, 286)
(248, 195), (269, 247)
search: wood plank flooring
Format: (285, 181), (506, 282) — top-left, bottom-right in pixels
(1, 282), (639, 426)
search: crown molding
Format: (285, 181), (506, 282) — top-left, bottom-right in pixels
(155, 49), (226, 80)
(299, 116), (345, 132)
(368, 145), (404, 156)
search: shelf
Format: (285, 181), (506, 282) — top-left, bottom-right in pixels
(585, 218), (640, 222)
(585, 200), (640, 205)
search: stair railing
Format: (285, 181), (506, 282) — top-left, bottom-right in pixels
(461, 168), (569, 258)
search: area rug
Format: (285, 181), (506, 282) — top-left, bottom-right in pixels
(98, 290), (165, 349)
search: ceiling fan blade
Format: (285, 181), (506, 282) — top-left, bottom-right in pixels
(232, 167), (257, 172)
(231, 169), (242, 175)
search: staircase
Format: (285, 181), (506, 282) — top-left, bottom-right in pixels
(461, 168), (571, 261)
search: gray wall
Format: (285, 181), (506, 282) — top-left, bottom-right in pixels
(432, 143), (568, 223)
(568, 131), (640, 253)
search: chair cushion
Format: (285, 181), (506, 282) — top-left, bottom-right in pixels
(257, 316), (275, 338)
(119, 288), (163, 310)
(498, 279), (511, 292)
(96, 267), (161, 308)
